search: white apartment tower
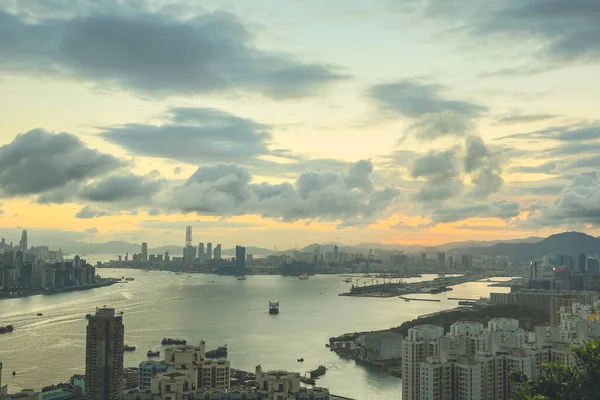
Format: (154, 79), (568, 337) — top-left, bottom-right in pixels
(402, 325), (444, 400)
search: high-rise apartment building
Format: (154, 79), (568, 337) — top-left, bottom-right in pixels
(214, 244), (221, 260)
(141, 243), (148, 263)
(402, 325), (444, 400)
(436, 252), (445, 270)
(85, 307), (124, 400)
(207, 243), (212, 259)
(198, 242), (204, 257)
(235, 246), (246, 276)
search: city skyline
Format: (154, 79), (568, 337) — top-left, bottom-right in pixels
(1, 1), (600, 248)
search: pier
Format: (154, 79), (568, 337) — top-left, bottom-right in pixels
(448, 297), (479, 301)
(399, 296), (441, 302)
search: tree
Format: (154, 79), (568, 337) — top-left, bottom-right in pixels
(511, 340), (600, 400)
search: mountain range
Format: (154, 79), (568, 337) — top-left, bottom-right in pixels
(42, 231), (600, 260)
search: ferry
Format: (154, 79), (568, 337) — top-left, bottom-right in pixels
(123, 344), (136, 352)
(205, 345), (228, 359)
(269, 301), (279, 315)
(0, 325), (14, 334)
(147, 350), (160, 357)
(299, 274), (309, 280)
(309, 365), (327, 379)
(237, 275), (247, 280)
(161, 338), (187, 345)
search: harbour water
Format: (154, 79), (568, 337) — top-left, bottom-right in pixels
(0, 268), (512, 399)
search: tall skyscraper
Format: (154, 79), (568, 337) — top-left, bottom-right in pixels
(333, 245), (339, 262)
(578, 254), (587, 273)
(141, 243), (148, 263)
(235, 246), (246, 276)
(20, 230), (27, 252)
(186, 226), (192, 247)
(437, 252), (446, 270)
(214, 244), (222, 260)
(198, 242), (205, 257)
(207, 243), (212, 259)
(85, 307), (124, 400)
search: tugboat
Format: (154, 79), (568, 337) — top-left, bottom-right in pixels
(297, 358), (304, 362)
(299, 274), (309, 280)
(205, 345), (228, 359)
(309, 365), (327, 379)
(37, 313), (43, 316)
(147, 350), (160, 357)
(269, 301), (279, 315)
(0, 325), (14, 334)
(161, 338), (187, 345)
(237, 275), (247, 280)
(123, 344), (136, 352)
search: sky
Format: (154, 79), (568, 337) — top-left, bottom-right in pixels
(1, 0), (600, 250)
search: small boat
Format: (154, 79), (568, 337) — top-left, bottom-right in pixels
(147, 350), (160, 357)
(161, 338), (187, 345)
(298, 358), (304, 362)
(269, 301), (279, 315)
(0, 325), (14, 334)
(85, 314), (91, 319)
(119, 311), (124, 315)
(125, 277), (135, 281)
(123, 344), (136, 351)
(309, 365), (326, 379)
(237, 275), (247, 280)
(12, 371), (16, 376)
(299, 274), (309, 280)
(37, 313), (43, 316)
(205, 345), (228, 359)
(343, 278), (353, 283)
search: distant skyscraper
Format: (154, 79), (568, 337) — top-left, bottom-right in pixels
(207, 243), (213, 259)
(85, 307), (124, 400)
(214, 244), (222, 260)
(333, 245), (339, 262)
(186, 226), (192, 247)
(235, 246), (246, 276)
(436, 252), (446, 270)
(141, 243), (148, 263)
(530, 261), (539, 280)
(164, 251), (170, 262)
(198, 242), (205, 257)
(20, 229), (27, 252)
(578, 254), (587, 273)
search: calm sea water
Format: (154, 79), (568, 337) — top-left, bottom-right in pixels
(0, 268), (511, 399)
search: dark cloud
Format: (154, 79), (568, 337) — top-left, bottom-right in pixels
(0, 9), (348, 99)
(505, 184), (564, 196)
(410, 149), (461, 202)
(80, 174), (163, 202)
(500, 124), (600, 142)
(464, 136), (503, 198)
(368, 80), (486, 118)
(508, 162), (557, 174)
(431, 200), (520, 224)
(0, 129), (123, 197)
(101, 107), (271, 164)
(166, 161), (400, 225)
(173, 167), (182, 175)
(496, 113), (557, 124)
(84, 227), (98, 234)
(137, 220), (263, 230)
(75, 205), (114, 219)
(528, 172), (600, 226)
(568, 156), (600, 169)
(478, 0), (600, 63)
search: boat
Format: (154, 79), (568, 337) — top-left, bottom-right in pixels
(147, 350), (160, 357)
(343, 278), (353, 283)
(119, 311), (124, 315)
(205, 345), (228, 359)
(237, 275), (247, 280)
(299, 274), (309, 280)
(125, 277), (135, 281)
(161, 338), (187, 345)
(123, 344), (136, 351)
(12, 371), (15, 376)
(269, 301), (279, 315)
(0, 325), (14, 334)
(37, 313), (43, 316)
(297, 358), (304, 362)
(309, 365), (326, 379)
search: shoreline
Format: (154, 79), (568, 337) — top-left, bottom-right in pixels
(0, 279), (119, 301)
